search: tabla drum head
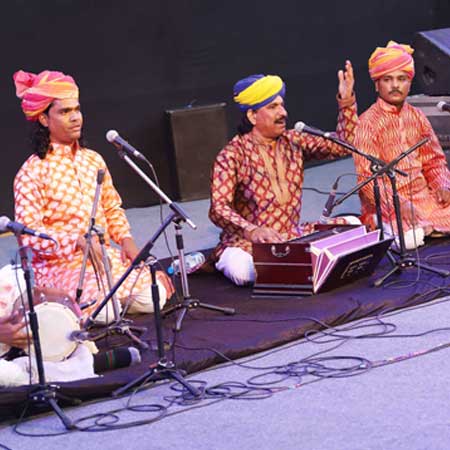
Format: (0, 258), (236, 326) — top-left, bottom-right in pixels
(31, 302), (81, 362)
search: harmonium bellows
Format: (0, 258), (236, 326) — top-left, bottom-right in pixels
(253, 225), (393, 297)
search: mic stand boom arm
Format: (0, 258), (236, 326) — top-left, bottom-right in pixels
(329, 138), (427, 211)
(316, 136), (450, 283)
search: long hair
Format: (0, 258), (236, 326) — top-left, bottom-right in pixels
(30, 120), (51, 159)
(29, 106), (85, 159)
(237, 112), (254, 135)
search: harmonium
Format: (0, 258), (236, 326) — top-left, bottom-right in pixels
(253, 225), (393, 297)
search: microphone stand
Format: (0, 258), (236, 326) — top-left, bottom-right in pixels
(112, 256), (199, 397)
(84, 149), (228, 396)
(75, 169), (148, 349)
(323, 136), (450, 284)
(104, 151), (234, 333)
(14, 235), (79, 429)
(161, 221), (235, 331)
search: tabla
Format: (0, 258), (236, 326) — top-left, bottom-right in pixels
(13, 287), (82, 362)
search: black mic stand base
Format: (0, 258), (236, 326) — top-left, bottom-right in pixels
(112, 357), (200, 398)
(373, 253), (450, 287)
(161, 222), (235, 332)
(25, 384), (81, 430)
(111, 259), (201, 399)
(162, 298), (235, 332)
(83, 320), (149, 350)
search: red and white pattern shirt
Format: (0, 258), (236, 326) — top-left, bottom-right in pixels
(209, 101), (358, 258)
(352, 97), (450, 233)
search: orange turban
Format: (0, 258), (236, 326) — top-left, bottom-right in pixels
(13, 70), (79, 121)
(368, 41), (415, 81)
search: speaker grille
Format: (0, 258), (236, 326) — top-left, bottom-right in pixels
(166, 103), (228, 201)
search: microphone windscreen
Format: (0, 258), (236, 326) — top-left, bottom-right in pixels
(106, 129), (119, 143)
(436, 101), (450, 112)
(294, 121), (305, 132)
(0, 216), (11, 233)
(93, 346), (141, 373)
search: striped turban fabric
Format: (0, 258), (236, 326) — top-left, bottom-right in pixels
(13, 70), (79, 121)
(368, 41), (415, 81)
(233, 74), (285, 112)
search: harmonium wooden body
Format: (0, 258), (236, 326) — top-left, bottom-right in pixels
(252, 225), (393, 297)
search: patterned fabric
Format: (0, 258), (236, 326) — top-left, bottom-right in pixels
(368, 41), (415, 81)
(209, 101), (358, 258)
(13, 70), (79, 121)
(233, 74), (286, 112)
(352, 97), (450, 233)
(14, 143), (151, 316)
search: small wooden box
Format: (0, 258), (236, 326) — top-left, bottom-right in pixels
(252, 226), (347, 296)
(252, 225), (391, 297)
(253, 240), (314, 296)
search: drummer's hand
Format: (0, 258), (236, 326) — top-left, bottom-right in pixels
(436, 188), (450, 207)
(155, 270), (176, 299)
(0, 315), (28, 348)
(244, 227), (284, 243)
(76, 235), (104, 275)
(120, 237), (140, 264)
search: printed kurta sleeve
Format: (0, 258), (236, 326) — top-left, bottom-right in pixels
(293, 100), (358, 161)
(14, 162), (78, 260)
(418, 113), (450, 192)
(100, 167), (133, 245)
(209, 147), (258, 235)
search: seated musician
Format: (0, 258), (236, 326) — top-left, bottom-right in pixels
(0, 316), (27, 349)
(352, 41), (450, 249)
(12, 69), (175, 320)
(0, 264), (96, 386)
(209, 64), (358, 285)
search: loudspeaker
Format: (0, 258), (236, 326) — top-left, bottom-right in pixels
(166, 103), (228, 201)
(413, 28), (450, 95)
(407, 94), (450, 152)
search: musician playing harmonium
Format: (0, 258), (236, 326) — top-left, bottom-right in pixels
(209, 63), (358, 286)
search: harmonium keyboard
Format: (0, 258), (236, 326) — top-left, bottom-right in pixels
(252, 225), (393, 297)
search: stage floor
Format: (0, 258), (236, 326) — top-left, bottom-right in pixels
(1, 236), (449, 421)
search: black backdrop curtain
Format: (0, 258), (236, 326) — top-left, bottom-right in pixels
(1, 0), (449, 215)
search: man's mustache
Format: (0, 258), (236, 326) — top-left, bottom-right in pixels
(389, 89), (403, 95)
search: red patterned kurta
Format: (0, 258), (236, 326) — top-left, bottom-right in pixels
(209, 102), (358, 258)
(14, 143), (151, 314)
(352, 97), (450, 233)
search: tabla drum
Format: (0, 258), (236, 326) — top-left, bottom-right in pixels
(13, 287), (82, 362)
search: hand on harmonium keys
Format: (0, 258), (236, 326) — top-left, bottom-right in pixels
(244, 226), (285, 244)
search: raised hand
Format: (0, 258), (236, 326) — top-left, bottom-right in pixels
(338, 60), (355, 101)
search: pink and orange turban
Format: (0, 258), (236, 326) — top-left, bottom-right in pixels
(13, 70), (79, 121)
(368, 41), (415, 81)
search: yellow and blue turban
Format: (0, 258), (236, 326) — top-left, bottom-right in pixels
(233, 74), (285, 112)
(368, 41), (415, 81)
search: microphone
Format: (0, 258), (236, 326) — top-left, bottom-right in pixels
(93, 346), (141, 373)
(294, 121), (332, 139)
(106, 130), (146, 161)
(319, 178), (339, 224)
(0, 216), (53, 240)
(437, 101), (450, 113)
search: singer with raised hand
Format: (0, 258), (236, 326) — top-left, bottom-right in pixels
(209, 63), (358, 286)
(351, 41), (450, 249)
(12, 69), (174, 321)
